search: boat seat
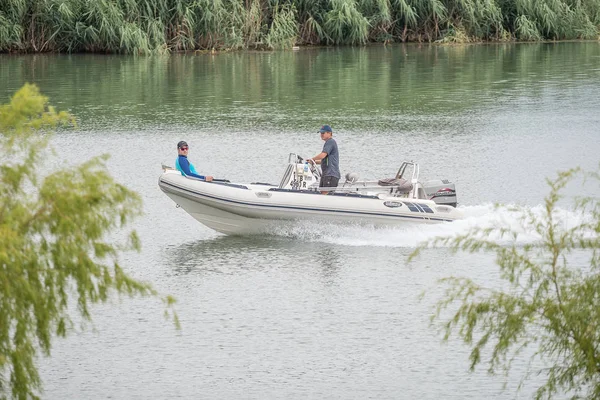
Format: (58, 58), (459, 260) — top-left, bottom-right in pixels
(378, 177), (413, 194)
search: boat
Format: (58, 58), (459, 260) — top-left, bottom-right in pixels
(158, 153), (463, 235)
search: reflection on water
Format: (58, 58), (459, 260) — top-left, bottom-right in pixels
(2, 43), (599, 132)
(164, 235), (344, 287)
(314, 248), (343, 287)
(164, 236), (294, 275)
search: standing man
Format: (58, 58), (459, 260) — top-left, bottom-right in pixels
(307, 124), (340, 194)
(175, 140), (213, 182)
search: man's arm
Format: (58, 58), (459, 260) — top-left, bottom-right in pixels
(307, 151), (328, 164)
(178, 157), (208, 180)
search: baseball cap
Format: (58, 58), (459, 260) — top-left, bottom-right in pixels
(318, 125), (332, 133)
(177, 141), (188, 149)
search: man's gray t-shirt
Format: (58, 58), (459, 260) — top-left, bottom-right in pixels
(321, 138), (340, 178)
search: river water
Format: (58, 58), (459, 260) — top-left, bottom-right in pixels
(1, 42), (599, 399)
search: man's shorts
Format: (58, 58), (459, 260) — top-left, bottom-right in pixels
(320, 176), (339, 191)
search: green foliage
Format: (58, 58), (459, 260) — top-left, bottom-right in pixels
(324, 0), (370, 45)
(410, 168), (600, 399)
(1, 0), (598, 52)
(360, 0), (393, 42)
(244, 0), (265, 48)
(437, 23), (473, 43)
(515, 14), (543, 41)
(0, 84), (178, 399)
(265, 4), (299, 49)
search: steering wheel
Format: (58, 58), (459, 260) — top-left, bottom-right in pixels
(306, 158), (321, 179)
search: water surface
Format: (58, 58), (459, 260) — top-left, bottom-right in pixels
(1, 42), (599, 399)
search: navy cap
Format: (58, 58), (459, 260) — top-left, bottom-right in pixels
(318, 125), (332, 133)
(177, 140), (188, 149)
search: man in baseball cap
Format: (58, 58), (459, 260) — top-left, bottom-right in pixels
(307, 124), (340, 193)
(175, 141), (213, 182)
(318, 124), (332, 134)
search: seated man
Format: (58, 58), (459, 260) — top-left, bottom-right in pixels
(175, 141), (213, 181)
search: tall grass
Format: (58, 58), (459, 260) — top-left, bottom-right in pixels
(264, 4), (298, 49)
(0, 0), (599, 53)
(324, 0), (369, 44)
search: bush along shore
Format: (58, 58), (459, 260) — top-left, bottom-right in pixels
(1, 0), (599, 54)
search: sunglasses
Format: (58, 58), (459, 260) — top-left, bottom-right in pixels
(180, 147), (189, 151)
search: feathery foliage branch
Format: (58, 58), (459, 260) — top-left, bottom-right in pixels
(409, 167), (600, 399)
(0, 84), (178, 399)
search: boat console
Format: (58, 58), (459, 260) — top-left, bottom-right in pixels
(279, 153), (458, 207)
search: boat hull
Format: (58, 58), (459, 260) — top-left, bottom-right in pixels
(159, 171), (462, 235)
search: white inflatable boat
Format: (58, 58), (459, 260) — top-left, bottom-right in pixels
(158, 153), (463, 235)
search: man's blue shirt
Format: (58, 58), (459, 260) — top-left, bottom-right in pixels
(176, 155), (206, 180)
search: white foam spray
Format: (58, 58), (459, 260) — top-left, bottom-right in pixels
(267, 203), (592, 248)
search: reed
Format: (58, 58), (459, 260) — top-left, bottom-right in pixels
(264, 4), (298, 49)
(244, 0), (263, 48)
(324, 0), (370, 44)
(0, 0), (598, 53)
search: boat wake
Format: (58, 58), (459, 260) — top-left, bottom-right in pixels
(266, 203), (589, 248)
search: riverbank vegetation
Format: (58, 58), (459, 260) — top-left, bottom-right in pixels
(1, 0), (599, 54)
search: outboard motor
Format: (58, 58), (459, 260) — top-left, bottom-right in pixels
(423, 179), (458, 207)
